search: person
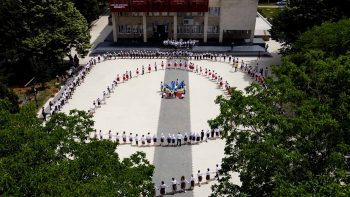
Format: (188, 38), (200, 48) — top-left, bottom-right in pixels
(99, 130), (103, 140)
(116, 132), (120, 143)
(206, 129), (210, 142)
(184, 133), (188, 144)
(215, 164), (221, 180)
(177, 132), (183, 146)
(170, 178), (178, 194)
(161, 61), (164, 70)
(196, 132), (201, 144)
(167, 134), (171, 146)
(200, 130), (204, 141)
(211, 128), (215, 138)
(189, 174), (196, 190)
(160, 133), (165, 146)
(122, 131), (127, 143)
(159, 181), (168, 196)
(41, 107), (46, 121)
(109, 130), (112, 140)
(197, 170), (202, 186)
(172, 134), (176, 146)
(135, 134), (139, 146)
(206, 168), (211, 183)
(141, 135), (146, 146)
(129, 133), (133, 144)
(180, 176), (189, 193)
(146, 132), (152, 145)
(153, 134), (158, 145)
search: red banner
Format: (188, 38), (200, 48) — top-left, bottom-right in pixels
(109, 0), (209, 12)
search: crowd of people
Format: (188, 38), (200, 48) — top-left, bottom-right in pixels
(41, 57), (98, 121)
(41, 49), (269, 121)
(155, 164), (222, 196)
(163, 39), (197, 49)
(91, 128), (222, 147)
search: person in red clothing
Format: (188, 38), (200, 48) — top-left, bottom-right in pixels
(161, 61), (164, 70)
(136, 68), (139, 76)
(148, 64), (151, 73)
(179, 60), (182, 69)
(116, 74), (120, 83)
(168, 62), (171, 69)
(174, 60), (177, 69)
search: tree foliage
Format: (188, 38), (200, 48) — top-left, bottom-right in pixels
(0, 108), (154, 196)
(0, 0), (90, 84)
(71, 0), (107, 24)
(0, 83), (19, 113)
(210, 20), (350, 196)
(270, 0), (350, 46)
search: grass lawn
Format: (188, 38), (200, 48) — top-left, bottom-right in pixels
(13, 79), (60, 110)
(258, 7), (281, 22)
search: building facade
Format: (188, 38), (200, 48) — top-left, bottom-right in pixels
(109, 0), (258, 43)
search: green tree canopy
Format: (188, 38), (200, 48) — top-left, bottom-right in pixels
(0, 108), (154, 196)
(292, 19), (350, 57)
(270, 0), (350, 46)
(0, 0), (90, 84)
(210, 20), (350, 196)
(0, 83), (19, 113)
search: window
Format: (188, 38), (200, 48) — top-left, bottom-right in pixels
(209, 7), (220, 16)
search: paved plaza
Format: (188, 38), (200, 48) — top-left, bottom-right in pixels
(60, 55), (275, 196)
(58, 12), (282, 197)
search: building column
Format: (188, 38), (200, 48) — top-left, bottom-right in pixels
(112, 12), (118, 42)
(203, 12), (209, 43)
(173, 12), (177, 40)
(143, 12), (147, 43)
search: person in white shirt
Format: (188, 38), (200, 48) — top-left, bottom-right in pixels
(189, 174), (196, 190)
(197, 170), (202, 186)
(115, 132), (120, 143)
(135, 134), (139, 146)
(158, 181), (168, 196)
(170, 178), (178, 194)
(206, 168), (211, 183)
(172, 134), (176, 146)
(153, 134), (158, 145)
(141, 135), (146, 146)
(177, 132), (183, 146)
(122, 131), (127, 143)
(146, 132), (152, 145)
(206, 129), (210, 142)
(128, 133), (133, 144)
(160, 133), (165, 146)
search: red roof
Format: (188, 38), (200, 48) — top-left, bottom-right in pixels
(109, 0), (209, 12)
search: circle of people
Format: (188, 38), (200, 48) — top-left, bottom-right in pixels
(42, 49), (268, 121)
(92, 128), (222, 147)
(155, 164), (222, 196)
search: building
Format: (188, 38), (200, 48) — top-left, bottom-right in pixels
(109, 0), (258, 43)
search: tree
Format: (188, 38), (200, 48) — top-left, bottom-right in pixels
(292, 19), (350, 57)
(270, 0), (350, 46)
(210, 20), (350, 195)
(0, 0), (90, 84)
(0, 108), (154, 196)
(0, 83), (19, 113)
